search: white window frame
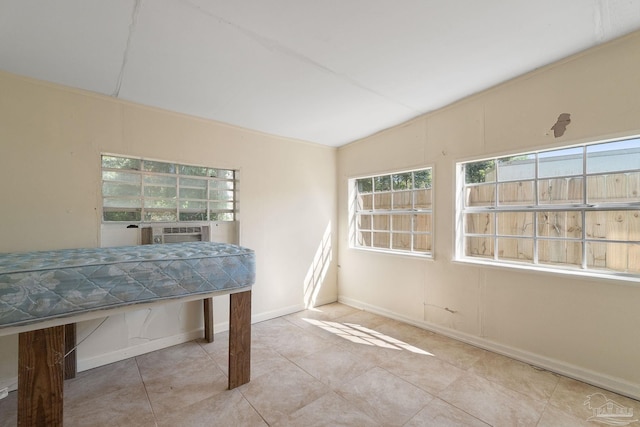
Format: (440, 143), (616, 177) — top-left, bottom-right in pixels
(350, 167), (433, 257)
(455, 135), (640, 281)
(101, 154), (237, 223)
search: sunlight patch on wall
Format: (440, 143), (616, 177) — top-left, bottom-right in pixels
(303, 223), (332, 308)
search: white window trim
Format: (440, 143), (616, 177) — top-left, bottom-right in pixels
(350, 166), (434, 258)
(101, 154), (238, 223)
(455, 135), (640, 283)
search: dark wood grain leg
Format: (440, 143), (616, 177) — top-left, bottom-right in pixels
(203, 298), (214, 343)
(228, 290), (251, 389)
(18, 326), (65, 427)
(64, 323), (76, 379)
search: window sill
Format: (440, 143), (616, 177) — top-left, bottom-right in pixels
(453, 256), (640, 286)
(351, 246), (434, 260)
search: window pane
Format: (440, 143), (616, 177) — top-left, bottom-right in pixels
(358, 215), (372, 230)
(103, 210), (141, 221)
(539, 177), (583, 204)
(357, 178), (373, 193)
(392, 191), (412, 209)
(586, 242), (640, 273)
(102, 156), (140, 170)
(210, 179), (234, 190)
(413, 213), (432, 232)
(143, 160), (175, 174)
(180, 188), (206, 199)
(392, 215), (412, 232)
(587, 138), (640, 174)
(372, 215), (390, 231)
(145, 186), (176, 198)
(103, 197), (141, 208)
(465, 236), (494, 258)
(180, 178), (207, 188)
(358, 231), (372, 247)
(585, 210), (638, 241)
(392, 233), (411, 250)
(102, 182), (141, 197)
(145, 199), (176, 208)
(144, 210), (178, 222)
(374, 175), (391, 192)
(538, 147), (583, 178)
(465, 160), (496, 184)
(538, 240), (582, 267)
(587, 173), (637, 203)
(392, 172), (412, 190)
(210, 201), (234, 210)
(414, 169), (432, 189)
(210, 212), (234, 221)
(180, 165), (208, 176)
(209, 190), (234, 201)
(497, 237), (533, 262)
(497, 155), (535, 181)
(374, 193), (391, 209)
(372, 232), (390, 248)
(498, 181), (534, 205)
(414, 188), (432, 209)
(414, 234), (432, 252)
(465, 213), (494, 235)
(180, 200), (207, 209)
(144, 175), (176, 186)
(209, 169), (234, 179)
(358, 194), (373, 210)
(179, 212), (207, 221)
(537, 211), (583, 238)
(465, 183), (495, 207)
(102, 171), (141, 184)
(497, 212), (533, 236)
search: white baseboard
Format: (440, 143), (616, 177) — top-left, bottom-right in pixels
(79, 302), (307, 372)
(338, 296), (639, 401)
(78, 329), (205, 372)
(251, 303), (307, 324)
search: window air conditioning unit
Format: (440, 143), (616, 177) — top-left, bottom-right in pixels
(141, 225), (211, 245)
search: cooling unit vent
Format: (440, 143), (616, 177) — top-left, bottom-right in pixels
(141, 225), (210, 244)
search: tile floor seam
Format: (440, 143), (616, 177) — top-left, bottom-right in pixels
(236, 387), (272, 426)
(134, 355), (159, 426)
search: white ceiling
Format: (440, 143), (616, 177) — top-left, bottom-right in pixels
(1, 1), (639, 147)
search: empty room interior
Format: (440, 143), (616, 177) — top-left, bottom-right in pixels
(1, 1), (640, 426)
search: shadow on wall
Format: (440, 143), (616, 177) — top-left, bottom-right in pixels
(304, 223), (332, 308)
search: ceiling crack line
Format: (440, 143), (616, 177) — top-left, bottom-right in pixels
(113, 0), (142, 97)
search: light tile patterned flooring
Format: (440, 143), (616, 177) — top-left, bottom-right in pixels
(1, 302), (639, 426)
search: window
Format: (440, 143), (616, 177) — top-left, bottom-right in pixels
(457, 136), (640, 278)
(102, 155), (237, 222)
(351, 168), (433, 256)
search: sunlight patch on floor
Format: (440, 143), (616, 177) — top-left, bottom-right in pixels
(303, 318), (433, 356)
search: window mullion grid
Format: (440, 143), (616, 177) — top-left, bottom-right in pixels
(206, 178), (211, 222)
(176, 174), (182, 221)
(139, 163), (146, 222)
(581, 146), (588, 269)
(494, 163), (500, 262)
(533, 153), (539, 265)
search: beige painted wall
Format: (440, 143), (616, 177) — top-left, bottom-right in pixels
(337, 31), (640, 399)
(0, 72), (338, 389)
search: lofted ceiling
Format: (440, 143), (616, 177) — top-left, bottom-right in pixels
(1, 1), (640, 147)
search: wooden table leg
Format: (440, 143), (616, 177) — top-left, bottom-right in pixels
(228, 290), (251, 389)
(18, 326), (65, 427)
(203, 297), (214, 343)
(64, 323), (76, 379)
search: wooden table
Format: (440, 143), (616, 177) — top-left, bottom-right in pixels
(3, 289), (251, 427)
(0, 242), (255, 427)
